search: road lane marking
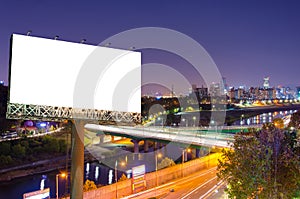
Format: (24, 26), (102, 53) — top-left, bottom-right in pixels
(121, 167), (217, 199)
(181, 176), (217, 199)
(200, 180), (226, 199)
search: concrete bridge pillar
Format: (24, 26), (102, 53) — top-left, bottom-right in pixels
(153, 142), (158, 150)
(98, 134), (105, 144)
(200, 148), (204, 156)
(111, 135), (115, 142)
(164, 144), (167, 154)
(196, 148), (200, 158)
(131, 139), (140, 153)
(144, 140), (149, 152)
(159, 142), (164, 148)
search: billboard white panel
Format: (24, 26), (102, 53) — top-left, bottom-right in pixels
(9, 34), (141, 113)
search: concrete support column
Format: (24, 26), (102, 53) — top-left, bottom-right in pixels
(98, 134), (105, 144)
(196, 148), (200, 158)
(70, 120), (84, 199)
(200, 148), (204, 156)
(131, 139), (140, 153)
(164, 144), (167, 154)
(144, 140), (149, 152)
(153, 142), (158, 150)
(111, 135), (115, 142)
(159, 142), (164, 148)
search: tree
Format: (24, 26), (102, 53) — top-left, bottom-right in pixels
(0, 155), (12, 165)
(217, 133), (269, 198)
(83, 179), (97, 192)
(288, 111), (300, 129)
(58, 139), (67, 153)
(157, 157), (175, 170)
(257, 124), (300, 198)
(272, 118), (284, 129)
(0, 142), (11, 156)
(217, 123), (300, 199)
(42, 136), (60, 153)
(118, 173), (128, 182)
(11, 144), (26, 158)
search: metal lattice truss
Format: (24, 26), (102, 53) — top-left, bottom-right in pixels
(6, 103), (141, 123)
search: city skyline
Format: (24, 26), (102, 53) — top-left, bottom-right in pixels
(142, 76), (298, 97)
(0, 1), (300, 93)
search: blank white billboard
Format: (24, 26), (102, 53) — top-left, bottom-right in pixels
(9, 34), (141, 113)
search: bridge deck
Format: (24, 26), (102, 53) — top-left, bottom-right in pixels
(84, 124), (260, 148)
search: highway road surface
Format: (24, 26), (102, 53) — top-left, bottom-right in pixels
(121, 166), (228, 199)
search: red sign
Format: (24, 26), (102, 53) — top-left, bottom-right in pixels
(23, 188), (50, 199)
(132, 165), (146, 193)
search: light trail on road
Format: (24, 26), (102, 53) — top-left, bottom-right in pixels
(121, 167), (219, 199)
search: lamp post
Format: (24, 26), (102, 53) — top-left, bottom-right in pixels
(182, 118), (188, 127)
(115, 160), (126, 199)
(115, 160), (118, 199)
(240, 114), (244, 127)
(155, 152), (162, 186)
(207, 146), (215, 168)
(56, 172), (66, 199)
(192, 116), (196, 127)
(158, 117), (163, 127)
(181, 148), (191, 177)
(156, 117), (159, 126)
(207, 146), (211, 168)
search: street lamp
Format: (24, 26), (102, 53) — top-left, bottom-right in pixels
(115, 160), (126, 199)
(240, 114), (244, 127)
(182, 118), (188, 127)
(207, 146), (215, 168)
(155, 152), (162, 186)
(192, 116), (196, 127)
(182, 148), (191, 177)
(56, 172), (66, 199)
(158, 117), (164, 127)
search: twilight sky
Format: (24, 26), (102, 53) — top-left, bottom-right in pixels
(0, 0), (300, 95)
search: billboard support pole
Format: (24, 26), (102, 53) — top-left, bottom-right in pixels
(70, 120), (85, 199)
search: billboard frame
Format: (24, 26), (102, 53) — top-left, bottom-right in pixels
(7, 33), (142, 199)
(6, 103), (141, 123)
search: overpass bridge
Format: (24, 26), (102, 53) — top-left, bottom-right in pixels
(85, 124), (262, 148)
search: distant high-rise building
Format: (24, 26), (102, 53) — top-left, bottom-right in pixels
(209, 82), (222, 96)
(193, 85), (208, 98)
(221, 77), (228, 93)
(228, 87), (235, 100)
(263, 77), (270, 89)
(0, 83), (8, 118)
(192, 84), (197, 92)
(191, 84), (208, 104)
(296, 87), (300, 99)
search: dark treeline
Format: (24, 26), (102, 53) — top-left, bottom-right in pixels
(0, 135), (66, 168)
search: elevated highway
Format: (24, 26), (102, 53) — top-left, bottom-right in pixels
(85, 124), (262, 148)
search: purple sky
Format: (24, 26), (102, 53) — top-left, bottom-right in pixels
(0, 0), (300, 94)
